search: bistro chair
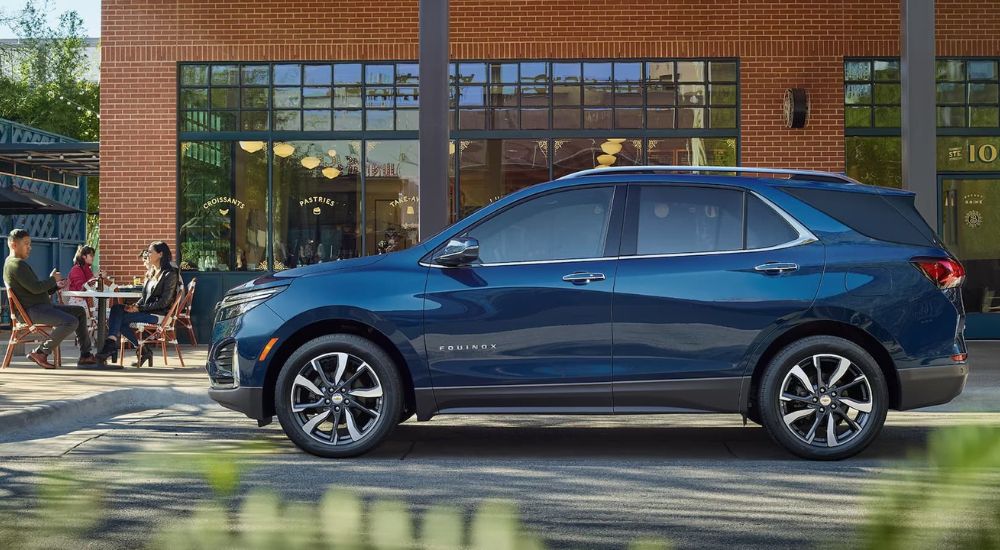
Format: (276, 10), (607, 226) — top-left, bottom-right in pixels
(119, 290), (187, 368)
(2, 289), (62, 369)
(175, 278), (198, 345)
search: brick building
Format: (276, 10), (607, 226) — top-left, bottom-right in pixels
(100, 1), (1000, 339)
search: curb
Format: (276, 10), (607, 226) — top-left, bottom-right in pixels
(0, 387), (214, 440)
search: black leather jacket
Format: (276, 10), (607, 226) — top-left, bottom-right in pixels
(136, 267), (181, 315)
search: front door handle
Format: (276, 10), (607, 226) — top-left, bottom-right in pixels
(562, 272), (606, 284)
(754, 262), (799, 274)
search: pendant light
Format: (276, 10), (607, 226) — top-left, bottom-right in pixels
(273, 142), (295, 158)
(238, 141), (265, 153)
(600, 142), (623, 155)
(322, 167), (341, 179)
(301, 156), (321, 169)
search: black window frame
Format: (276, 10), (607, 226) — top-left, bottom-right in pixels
(178, 58), (741, 271)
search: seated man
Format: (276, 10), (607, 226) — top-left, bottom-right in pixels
(3, 229), (96, 368)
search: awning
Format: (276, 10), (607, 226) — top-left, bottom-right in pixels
(0, 186), (83, 215)
(0, 142), (99, 187)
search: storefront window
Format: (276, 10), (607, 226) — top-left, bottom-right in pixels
(364, 140), (420, 255)
(553, 138), (642, 179)
(272, 141), (362, 269)
(845, 136), (903, 188)
(178, 141), (268, 271)
(179, 59), (741, 266)
(647, 137), (737, 167)
(458, 139), (549, 218)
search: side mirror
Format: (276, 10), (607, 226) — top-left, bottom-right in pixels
(434, 237), (480, 266)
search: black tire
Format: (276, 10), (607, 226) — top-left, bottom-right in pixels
(758, 336), (888, 460)
(275, 334), (403, 458)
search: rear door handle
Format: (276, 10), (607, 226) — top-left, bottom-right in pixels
(562, 272), (606, 284)
(754, 262), (799, 274)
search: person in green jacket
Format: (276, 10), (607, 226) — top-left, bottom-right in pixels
(3, 229), (96, 369)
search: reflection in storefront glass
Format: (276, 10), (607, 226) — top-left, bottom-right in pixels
(552, 138), (642, 179)
(458, 139), (548, 218)
(178, 141), (268, 272)
(646, 137), (737, 167)
(272, 140), (362, 269)
(941, 178), (1000, 316)
(365, 140), (420, 255)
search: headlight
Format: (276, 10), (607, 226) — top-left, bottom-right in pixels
(216, 286), (286, 322)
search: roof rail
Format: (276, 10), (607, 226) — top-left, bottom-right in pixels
(558, 165), (862, 184)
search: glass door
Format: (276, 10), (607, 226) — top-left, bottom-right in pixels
(940, 174), (1000, 339)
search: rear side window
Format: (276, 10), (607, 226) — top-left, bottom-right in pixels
(781, 187), (937, 246)
(746, 194), (799, 248)
(634, 186), (743, 255)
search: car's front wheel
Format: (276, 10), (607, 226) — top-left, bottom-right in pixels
(758, 336), (888, 460)
(275, 334), (402, 458)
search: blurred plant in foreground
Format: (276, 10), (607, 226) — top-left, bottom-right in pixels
(0, 441), (672, 549)
(860, 425), (1000, 550)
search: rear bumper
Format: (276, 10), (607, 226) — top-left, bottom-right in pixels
(209, 386), (266, 420)
(897, 364), (969, 410)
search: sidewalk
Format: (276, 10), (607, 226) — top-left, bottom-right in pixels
(0, 340), (212, 439)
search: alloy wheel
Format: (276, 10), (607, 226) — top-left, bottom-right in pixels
(778, 353), (874, 448)
(290, 352), (384, 446)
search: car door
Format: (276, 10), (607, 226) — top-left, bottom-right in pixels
(423, 184), (625, 413)
(612, 183), (825, 412)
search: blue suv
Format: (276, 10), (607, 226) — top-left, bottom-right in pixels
(207, 166), (968, 460)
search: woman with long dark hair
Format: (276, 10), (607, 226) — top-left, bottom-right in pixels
(95, 241), (181, 366)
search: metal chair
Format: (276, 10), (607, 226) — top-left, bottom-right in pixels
(119, 290), (187, 368)
(175, 278), (198, 345)
(2, 289), (62, 369)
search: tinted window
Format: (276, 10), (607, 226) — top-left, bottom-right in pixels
(782, 187), (938, 246)
(467, 187), (614, 263)
(747, 194), (798, 248)
(635, 186), (743, 255)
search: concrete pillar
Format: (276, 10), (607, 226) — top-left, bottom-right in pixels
(901, 0), (937, 226)
(418, 0), (450, 239)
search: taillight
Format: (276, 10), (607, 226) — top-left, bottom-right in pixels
(912, 257), (966, 289)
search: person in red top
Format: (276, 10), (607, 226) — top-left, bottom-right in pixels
(67, 245), (97, 293)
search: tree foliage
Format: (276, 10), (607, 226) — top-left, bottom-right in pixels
(0, 0), (100, 232)
(0, 0), (99, 141)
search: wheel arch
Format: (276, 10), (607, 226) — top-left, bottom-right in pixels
(742, 319), (901, 417)
(261, 318), (419, 420)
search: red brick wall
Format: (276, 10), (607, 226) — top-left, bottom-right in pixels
(100, 0), (999, 277)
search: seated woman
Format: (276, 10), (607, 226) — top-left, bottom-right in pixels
(95, 241), (181, 366)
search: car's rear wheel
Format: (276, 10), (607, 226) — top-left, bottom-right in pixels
(758, 336), (888, 460)
(275, 334), (402, 458)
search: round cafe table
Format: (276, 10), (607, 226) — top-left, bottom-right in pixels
(62, 290), (143, 360)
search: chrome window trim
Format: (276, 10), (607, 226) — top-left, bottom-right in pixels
(421, 190), (817, 268)
(420, 256), (616, 268)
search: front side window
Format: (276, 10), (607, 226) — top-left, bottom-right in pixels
(633, 186), (743, 255)
(466, 186), (614, 264)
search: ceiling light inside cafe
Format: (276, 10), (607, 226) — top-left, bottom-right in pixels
(301, 156), (321, 169)
(600, 142), (623, 155)
(239, 141), (265, 153)
(597, 154), (617, 166)
(322, 167), (341, 179)
(273, 142), (295, 158)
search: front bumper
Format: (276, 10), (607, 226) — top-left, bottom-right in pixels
(897, 363), (969, 410)
(209, 386), (267, 420)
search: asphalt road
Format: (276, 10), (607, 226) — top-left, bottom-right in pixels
(1, 341), (998, 549)
(3, 407), (1000, 549)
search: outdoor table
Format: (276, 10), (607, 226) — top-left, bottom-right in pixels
(62, 289), (142, 355)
